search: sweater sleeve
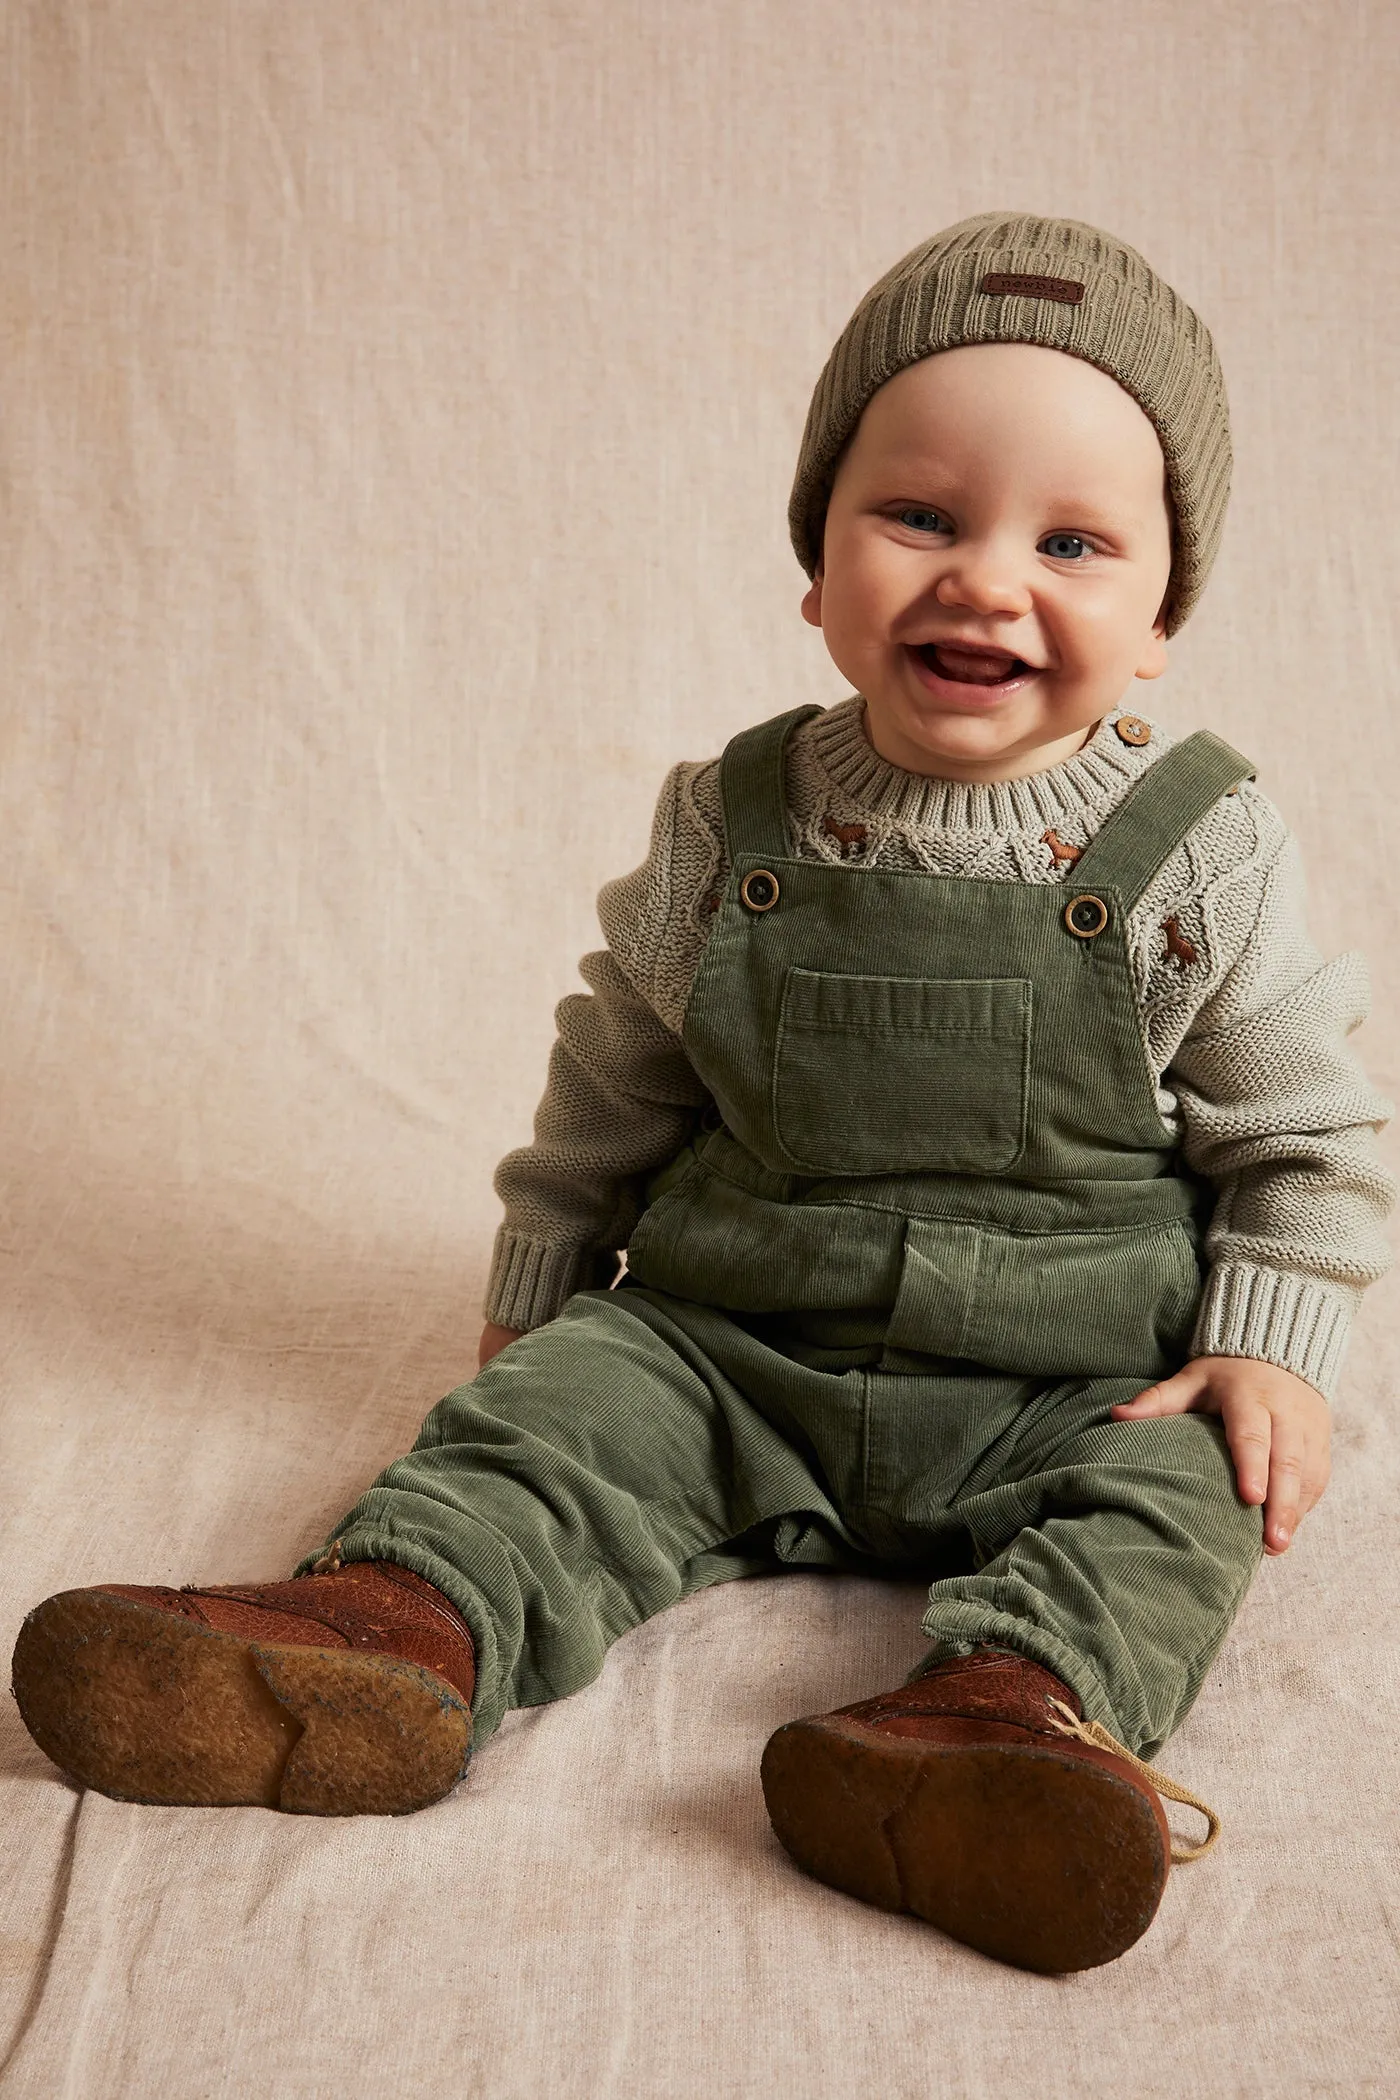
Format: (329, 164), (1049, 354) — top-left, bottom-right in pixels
(483, 761), (721, 1331)
(1165, 830), (1395, 1398)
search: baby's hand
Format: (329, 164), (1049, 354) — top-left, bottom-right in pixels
(1111, 1356), (1330, 1557)
(479, 1322), (524, 1370)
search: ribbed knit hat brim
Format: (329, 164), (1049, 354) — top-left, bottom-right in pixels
(789, 213), (1231, 634)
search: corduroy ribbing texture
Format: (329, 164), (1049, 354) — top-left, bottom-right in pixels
(789, 212), (1232, 634)
(319, 1285), (1263, 1755)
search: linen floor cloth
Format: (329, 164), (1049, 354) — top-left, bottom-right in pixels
(2, 3), (1398, 2095)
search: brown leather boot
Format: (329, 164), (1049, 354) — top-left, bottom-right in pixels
(761, 1650), (1190, 1973)
(11, 1558), (476, 1816)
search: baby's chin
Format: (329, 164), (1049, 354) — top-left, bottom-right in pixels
(861, 674), (1103, 784)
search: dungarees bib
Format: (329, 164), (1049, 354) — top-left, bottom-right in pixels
(626, 705), (1253, 1383)
(333, 707), (1266, 1756)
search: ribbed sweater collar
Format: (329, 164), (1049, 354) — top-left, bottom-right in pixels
(811, 694), (1165, 832)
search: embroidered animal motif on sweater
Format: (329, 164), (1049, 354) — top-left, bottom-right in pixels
(822, 814), (868, 857)
(1162, 915), (1198, 969)
(1042, 827), (1084, 867)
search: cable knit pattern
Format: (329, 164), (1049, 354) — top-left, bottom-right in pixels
(488, 699), (1394, 1394)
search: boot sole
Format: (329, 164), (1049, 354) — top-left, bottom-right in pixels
(12, 1589), (473, 1815)
(761, 1715), (1168, 1972)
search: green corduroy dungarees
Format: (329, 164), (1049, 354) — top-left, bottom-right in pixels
(324, 708), (1265, 1756)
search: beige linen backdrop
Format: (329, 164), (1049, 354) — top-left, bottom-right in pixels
(2, 4), (1397, 2094)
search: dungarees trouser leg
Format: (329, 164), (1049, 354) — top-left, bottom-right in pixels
(316, 710), (1264, 1759)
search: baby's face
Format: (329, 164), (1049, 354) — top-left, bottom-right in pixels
(803, 343), (1174, 782)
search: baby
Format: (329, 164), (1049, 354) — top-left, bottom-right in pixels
(14, 212), (1395, 1975)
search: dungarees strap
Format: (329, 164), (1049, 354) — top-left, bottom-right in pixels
(719, 705), (823, 861)
(1068, 730), (1255, 909)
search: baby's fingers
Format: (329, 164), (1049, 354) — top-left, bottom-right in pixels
(1261, 1419), (1306, 1555)
(1220, 1394), (1274, 1516)
(1263, 1420), (1332, 1554)
(1110, 1361), (1214, 1419)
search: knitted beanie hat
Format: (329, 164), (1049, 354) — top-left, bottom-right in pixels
(789, 212), (1230, 634)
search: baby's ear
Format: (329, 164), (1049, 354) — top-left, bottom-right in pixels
(1135, 620), (1170, 682)
(801, 566), (824, 628)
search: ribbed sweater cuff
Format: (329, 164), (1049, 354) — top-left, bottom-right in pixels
(484, 1229), (593, 1331)
(1191, 1264), (1356, 1400)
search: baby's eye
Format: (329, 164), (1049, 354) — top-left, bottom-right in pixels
(1040, 532), (1091, 561)
(895, 506), (950, 535)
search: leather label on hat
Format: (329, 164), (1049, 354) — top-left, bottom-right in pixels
(980, 271), (1085, 305)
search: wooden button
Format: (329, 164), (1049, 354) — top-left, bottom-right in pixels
(739, 868), (780, 913)
(1115, 714), (1151, 747)
(1065, 894), (1110, 939)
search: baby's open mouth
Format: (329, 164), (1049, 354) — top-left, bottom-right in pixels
(917, 643), (1033, 686)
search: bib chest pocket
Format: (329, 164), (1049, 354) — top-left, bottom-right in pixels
(772, 968), (1032, 1176)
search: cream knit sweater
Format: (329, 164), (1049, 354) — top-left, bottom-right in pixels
(486, 699), (1394, 1399)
